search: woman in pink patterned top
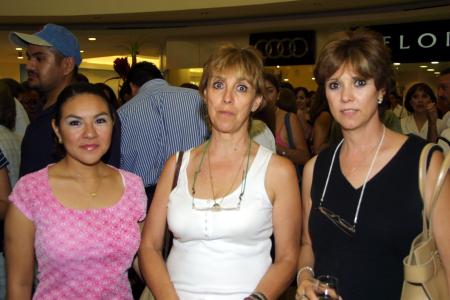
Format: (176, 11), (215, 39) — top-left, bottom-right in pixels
(5, 83), (146, 299)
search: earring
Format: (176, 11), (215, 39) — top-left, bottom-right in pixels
(58, 137), (63, 144)
(377, 97), (383, 104)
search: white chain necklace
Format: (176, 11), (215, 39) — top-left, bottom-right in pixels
(320, 125), (386, 226)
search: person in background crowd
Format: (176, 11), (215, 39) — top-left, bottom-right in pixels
(180, 82), (199, 90)
(0, 81), (21, 187)
(119, 80), (133, 105)
(9, 23), (121, 177)
(5, 83), (146, 300)
(18, 81), (44, 122)
(437, 68), (450, 152)
(401, 83), (445, 142)
(0, 78), (30, 139)
(388, 90), (408, 119)
(275, 87), (310, 166)
(437, 67), (450, 127)
(118, 62), (208, 209)
(294, 86), (312, 141)
(139, 44), (300, 300)
(296, 28), (450, 300)
(0, 150), (11, 300)
(75, 73), (89, 83)
(308, 87), (332, 154)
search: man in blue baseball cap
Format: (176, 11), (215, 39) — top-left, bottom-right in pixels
(9, 24), (120, 176)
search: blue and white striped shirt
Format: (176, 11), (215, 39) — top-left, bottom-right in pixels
(118, 79), (208, 186)
(0, 149), (8, 169)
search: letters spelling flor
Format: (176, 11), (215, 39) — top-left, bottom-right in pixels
(383, 32), (450, 49)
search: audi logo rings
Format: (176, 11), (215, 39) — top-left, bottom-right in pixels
(254, 38), (309, 59)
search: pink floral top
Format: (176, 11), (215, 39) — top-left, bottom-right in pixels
(9, 166), (146, 300)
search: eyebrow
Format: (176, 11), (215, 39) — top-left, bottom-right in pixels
(64, 112), (110, 119)
(211, 75), (251, 83)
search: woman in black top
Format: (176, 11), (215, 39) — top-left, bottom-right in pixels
(296, 28), (450, 300)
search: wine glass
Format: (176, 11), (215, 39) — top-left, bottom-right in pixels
(316, 275), (339, 300)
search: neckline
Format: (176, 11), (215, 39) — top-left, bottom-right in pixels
(337, 134), (412, 191)
(187, 144), (262, 201)
(45, 165), (127, 212)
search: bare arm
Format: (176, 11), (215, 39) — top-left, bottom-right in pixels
(138, 154), (179, 300)
(296, 156), (322, 300)
(425, 103), (439, 143)
(5, 205), (35, 300)
(312, 112), (332, 155)
(277, 113), (310, 165)
(425, 151), (450, 293)
(253, 155), (301, 299)
(0, 167), (11, 220)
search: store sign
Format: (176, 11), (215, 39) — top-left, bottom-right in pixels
(249, 31), (315, 66)
(370, 19), (450, 63)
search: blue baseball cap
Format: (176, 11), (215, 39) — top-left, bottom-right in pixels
(9, 23), (82, 66)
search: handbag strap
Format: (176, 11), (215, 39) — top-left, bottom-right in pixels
(284, 112), (295, 149)
(418, 143), (449, 234)
(172, 151), (184, 190)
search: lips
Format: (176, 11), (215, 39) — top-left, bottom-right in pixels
(80, 144), (99, 151)
(341, 108), (358, 115)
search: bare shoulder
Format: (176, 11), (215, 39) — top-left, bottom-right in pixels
(267, 154), (297, 178)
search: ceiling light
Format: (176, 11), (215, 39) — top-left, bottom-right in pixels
(17, 56), (23, 59)
(88, 37), (96, 41)
(393, 62), (401, 66)
(427, 68), (435, 72)
(420, 65), (428, 68)
(80, 50), (85, 53)
(431, 61), (439, 64)
(434, 72), (440, 75)
(283, 78), (289, 82)
(312, 77), (315, 81)
(15, 47), (22, 51)
(276, 65), (280, 69)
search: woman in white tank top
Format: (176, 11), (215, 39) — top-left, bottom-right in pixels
(139, 44), (301, 300)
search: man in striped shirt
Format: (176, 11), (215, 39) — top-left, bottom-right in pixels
(118, 62), (208, 208)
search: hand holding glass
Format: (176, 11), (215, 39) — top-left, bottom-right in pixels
(316, 275), (340, 300)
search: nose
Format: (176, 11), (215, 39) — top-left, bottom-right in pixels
(341, 84), (353, 103)
(84, 122), (98, 138)
(223, 86), (234, 104)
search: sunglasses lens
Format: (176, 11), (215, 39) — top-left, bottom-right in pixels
(318, 206), (355, 236)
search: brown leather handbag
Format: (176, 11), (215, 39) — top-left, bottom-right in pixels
(401, 144), (450, 300)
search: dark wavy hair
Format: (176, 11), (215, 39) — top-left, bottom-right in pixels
(0, 81), (16, 130)
(404, 83), (437, 113)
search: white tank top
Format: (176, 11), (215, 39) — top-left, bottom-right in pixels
(166, 145), (273, 300)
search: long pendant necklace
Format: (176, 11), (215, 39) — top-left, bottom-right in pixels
(207, 141), (247, 211)
(192, 138), (252, 212)
(319, 125), (386, 229)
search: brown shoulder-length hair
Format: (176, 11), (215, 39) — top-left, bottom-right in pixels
(199, 44), (265, 98)
(314, 28), (393, 94)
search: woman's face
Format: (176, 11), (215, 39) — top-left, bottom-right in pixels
(325, 64), (384, 130)
(410, 88), (432, 113)
(296, 90), (307, 110)
(52, 93), (114, 166)
(264, 80), (278, 105)
(204, 70), (262, 134)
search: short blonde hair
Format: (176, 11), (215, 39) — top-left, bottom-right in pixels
(199, 44), (265, 97)
(314, 28), (393, 93)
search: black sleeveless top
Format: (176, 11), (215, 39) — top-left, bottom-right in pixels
(310, 135), (426, 300)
